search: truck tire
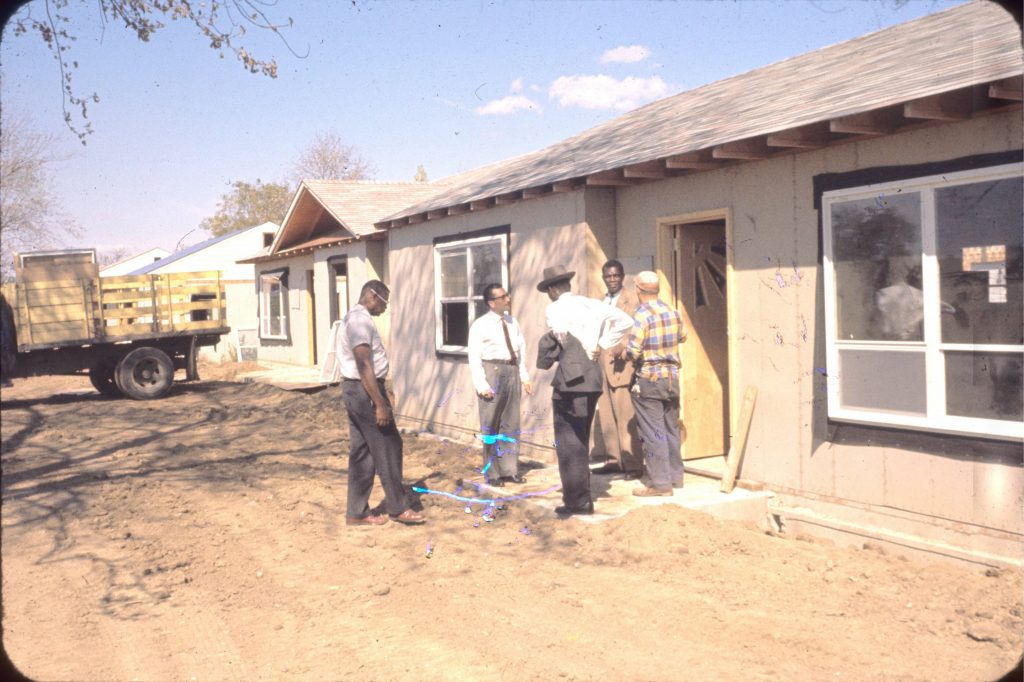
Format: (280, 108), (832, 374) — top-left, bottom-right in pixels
(89, 360), (122, 398)
(115, 347), (174, 400)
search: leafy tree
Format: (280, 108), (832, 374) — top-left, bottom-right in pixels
(6, 0), (300, 143)
(0, 109), (80, 281)
(199, 179), (291, 237)
(292, 131), (372, 182)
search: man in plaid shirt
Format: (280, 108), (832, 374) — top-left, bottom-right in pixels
(619, 270), (687, 496)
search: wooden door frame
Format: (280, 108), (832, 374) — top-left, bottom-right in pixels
(656, 208), (738, 441)
(306, 268), (317, 365)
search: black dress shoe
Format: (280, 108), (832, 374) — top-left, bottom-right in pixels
(489, 478), (505, 487)
(623, 470), (644, 481)
(591, 463), (623, 475)
(503, 474), (527, 484)
(554, 503), (594, 516)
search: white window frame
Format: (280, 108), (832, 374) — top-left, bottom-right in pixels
(433, 233), (509, 353)
(822, 162), (1023, 441)
(259, 273), (288, 340)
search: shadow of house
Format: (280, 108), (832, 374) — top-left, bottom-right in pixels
(376, 3), (1022, 564)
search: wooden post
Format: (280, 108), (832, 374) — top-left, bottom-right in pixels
(721, 385), (758, 493)
(150, 275), (160, 333)
(17, 283), (32, 346)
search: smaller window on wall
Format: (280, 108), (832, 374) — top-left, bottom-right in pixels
(822, 163), (1023, 440)
(259, 271), (288, 339)
(433, 229), (509, 353)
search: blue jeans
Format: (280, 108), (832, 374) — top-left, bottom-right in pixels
(630, 376), (683, 490)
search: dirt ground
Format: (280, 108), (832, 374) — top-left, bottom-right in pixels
(2, 367), (1022, 682)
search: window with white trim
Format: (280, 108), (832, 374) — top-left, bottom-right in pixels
(259, 272), (288, 339)
(822, 163), (1023, 440)
(434, 233), (508, 352)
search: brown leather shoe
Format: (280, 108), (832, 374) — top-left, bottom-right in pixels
(346, 514), (387, 526)
(390, 509), (426, 525)
(632, 486), (673, 497)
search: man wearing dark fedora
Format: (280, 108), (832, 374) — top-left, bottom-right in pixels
(535, 264), (633, 517)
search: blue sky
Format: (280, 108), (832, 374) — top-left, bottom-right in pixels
(1, 0), (965, 254)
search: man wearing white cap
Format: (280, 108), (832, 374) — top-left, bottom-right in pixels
(619, 271), (687, 497)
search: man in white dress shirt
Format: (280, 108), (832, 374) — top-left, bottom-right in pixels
(467, 283), (533, 486)
(536, 265), (633, 516)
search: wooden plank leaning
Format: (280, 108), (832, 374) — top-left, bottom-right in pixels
(721, 385), (758, 493)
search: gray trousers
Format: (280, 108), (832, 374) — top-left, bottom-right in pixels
(630, 376), (684, 490)
(342, 379), (408, 518)
(477, 361), (521, 479)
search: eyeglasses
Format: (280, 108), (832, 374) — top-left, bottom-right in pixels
(371, 289), (390, 305)
(487, 293), (511, 301)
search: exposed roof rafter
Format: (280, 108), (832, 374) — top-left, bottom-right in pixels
(712, 138), (771, 160)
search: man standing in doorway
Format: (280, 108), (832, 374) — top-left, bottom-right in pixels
(467, 283), (533, 486)
(536, 265), (633, 516)
(338, 280), (425, 526)
(620, 271), (687, 497)
(591, 259), (644, 479)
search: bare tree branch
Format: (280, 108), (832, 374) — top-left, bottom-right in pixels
(8, 0), (304, 143)
(0, 108), (81, 281)
(292, 131), (373, 182)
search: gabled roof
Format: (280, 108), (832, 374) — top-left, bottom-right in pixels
(130, 222), (277, 275)
(269, 180), (447, 256)
(100, 247), (170, 274)
(379, 1), (1022, 227)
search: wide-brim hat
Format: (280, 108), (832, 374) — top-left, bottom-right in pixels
(537, 264), (575, 292)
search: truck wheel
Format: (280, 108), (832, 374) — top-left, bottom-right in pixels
(115, 347), (174, 400)
(89, 360), (122, 398)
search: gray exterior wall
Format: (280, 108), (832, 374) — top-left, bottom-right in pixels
(388, 190), (595, 447)
(254, 254), (314, 365)
(386, 110), (1021, 546)
(255, 241), (384, 367)
(613, 110), (1022, 536)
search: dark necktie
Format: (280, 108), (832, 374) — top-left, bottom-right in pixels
(501, 317), (518, 365)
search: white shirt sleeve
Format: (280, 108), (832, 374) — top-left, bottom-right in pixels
(467, 317), (491, 395)
(598, 302), (634, 350)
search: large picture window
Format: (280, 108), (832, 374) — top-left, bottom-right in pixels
(822, 163), (1022, 440)
(259, 271), (288, 340)
(433, 231), (508, 353)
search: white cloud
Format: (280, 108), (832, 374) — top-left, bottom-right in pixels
(474, 95), (542, 116)
(510, 77), (524, 93)
(600, 45), (651, 64)
(548, 74), (669, 111)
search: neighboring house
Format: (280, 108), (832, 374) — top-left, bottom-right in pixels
(238, 181), (444, 367)
(380, 2), (1023, 563)
(131, 222), (278, 362)
(99, 248), (170, 276)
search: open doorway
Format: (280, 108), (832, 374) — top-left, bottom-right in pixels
(328, 256), (349, 324)
(660, 213), (732, 460)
